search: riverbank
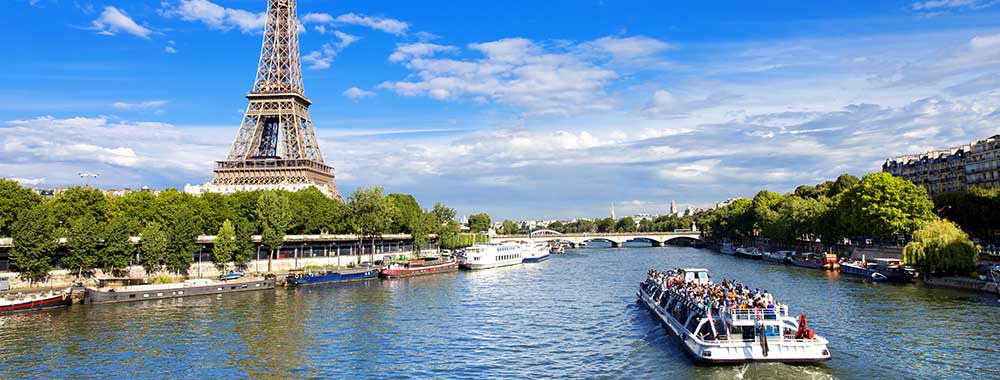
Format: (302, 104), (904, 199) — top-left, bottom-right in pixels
(1, 250), (439, 291)
(924, 276), (1000, 295)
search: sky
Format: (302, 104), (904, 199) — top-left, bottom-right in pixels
(4, 0), (1000, 220)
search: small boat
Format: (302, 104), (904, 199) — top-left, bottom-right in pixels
(84, 277), (275, 305)
(218, 271), (245, 281)
(379, 257), (459, 278)
(840, 258), (913, 283)
(763, 250), (794, 264)
(789, 253), (826, 270)
(523, 242), (551, 263)
(0, 289), (72, 314)
(286, 268), (379, 286)
(736, 247), (763, 260)
(637, 268), (831, 363)
(720, 243), (737, 255)
(549, 245), (565, 254)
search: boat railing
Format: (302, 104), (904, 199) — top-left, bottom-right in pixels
(724, 306), (788, 321)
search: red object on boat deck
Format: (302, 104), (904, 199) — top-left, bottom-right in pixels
(795, 314), (810, 339)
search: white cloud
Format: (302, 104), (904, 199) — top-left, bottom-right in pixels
(912, 0), (995, 10)
(92, 6), (151, 38)
(333, 31), (359, 49)
(165, 40), (178, 54)
(577, 35), (672, 61)
(111, 100), (169, 110)
(343, 87), (376, 100)
(381, 37), (619, 116)
(162, 0), (265, 34)
(389, 42), (456, 62)
(303, 31), (358, 70)
(302, 12), (334, 24)
(333, 13), (409, 35)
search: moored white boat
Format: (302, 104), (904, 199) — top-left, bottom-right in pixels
(523, 242), (550, 263)
(637, 268), (831, 364)
(457, 242), (525, 270)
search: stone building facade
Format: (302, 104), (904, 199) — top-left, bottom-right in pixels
(883, 134), (1000, 196)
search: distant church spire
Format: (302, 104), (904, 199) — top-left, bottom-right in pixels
(611, 203), (616, 220)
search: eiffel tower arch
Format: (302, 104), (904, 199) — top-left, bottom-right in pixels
(187, 0), (341, 199)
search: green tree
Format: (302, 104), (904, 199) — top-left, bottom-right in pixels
(596, 217), (615, 233)
(410, 211), (437, 255)
(213, 219), (236, 268)
(431, 203), (456, 224)
(167, 208), (199, 273)
(9, 204), (58, 283)
(52, 186), (108, 225)
(348, 187), (394, 262)
(387, 193), (422, 234)
(233, 218), (257, 269)
(0, 179), (42, 237)
(63, 215), (101, 277)
(467, 213), (492, 233)
(106, 190), (156, 232)
(616, 216), (637, 232)
(837, 172), (936, 239)
(196, 192), (235, 235)
(903, 220), (978, 275)
(500, 220), (520, 234)
(140, 222), (169, 275)
(101, 217), (135, 272)
(258, 191), (291, 272)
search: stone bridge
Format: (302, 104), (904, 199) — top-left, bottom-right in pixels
(490, 230), (702, 248)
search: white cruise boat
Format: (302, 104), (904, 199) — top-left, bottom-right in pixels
(458, 242), (525, 270)
(522, 242), (550, 263)
(637, 268), (831, 364)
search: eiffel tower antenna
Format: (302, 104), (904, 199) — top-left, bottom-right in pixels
(204, 0), (340, 199)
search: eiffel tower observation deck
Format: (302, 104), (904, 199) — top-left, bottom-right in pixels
(187, 0), (340, 199)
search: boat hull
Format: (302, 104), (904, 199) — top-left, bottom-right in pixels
(379, 261), (459, 278)
(523, 253), (550, 263)
(841, 264), (912, 283)
(0, 293), (71, 314)
(459, 260), (522, 270)
(287, 269), (379, 286)
(84, 277), (276, 305)
(637, 287), (831, 364)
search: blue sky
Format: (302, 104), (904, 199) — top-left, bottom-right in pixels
(4, 0), (1000, 219)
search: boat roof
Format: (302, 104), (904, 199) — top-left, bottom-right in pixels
(681, 268), (709, 273)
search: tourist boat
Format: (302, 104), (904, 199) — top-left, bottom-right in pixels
(286, 268), (379, 286)
(379, 257), (459, 278)
(720, 243), (737, 255)
(763, 250), (794, 264)
(457, 242), (524, 270)
(637, 268), (832, 363)
(83, 276), (276, 305)
(523, 242), (551, 263)
(0, 289), (72, 314)
(840, 258), (913, 283)
(735, 247), (763, 260)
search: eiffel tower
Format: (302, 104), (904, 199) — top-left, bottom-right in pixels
(207, 0), (340, 199)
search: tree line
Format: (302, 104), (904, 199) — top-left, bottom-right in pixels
(693, 172), (977, 275)
(0, 180), (465, 282)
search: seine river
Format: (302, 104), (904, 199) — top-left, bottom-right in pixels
(1, 246), (998, 379)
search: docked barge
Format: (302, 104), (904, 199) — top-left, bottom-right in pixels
(0, 290), (72, 314)
(286, 268), (379, 286)
(637, 268), (831, 364)
(379, 258), (459, 278)
(84, 277), (276, 305)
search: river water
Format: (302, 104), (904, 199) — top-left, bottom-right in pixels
(1, 246), (998, 379)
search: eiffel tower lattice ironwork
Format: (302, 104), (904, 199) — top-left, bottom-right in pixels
(211, 0), (340, 199)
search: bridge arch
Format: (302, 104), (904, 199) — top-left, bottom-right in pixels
(530, 229), (563, 236)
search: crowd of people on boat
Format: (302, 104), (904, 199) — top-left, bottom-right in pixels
(646, 268), (783, 317)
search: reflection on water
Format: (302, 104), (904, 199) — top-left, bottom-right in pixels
(1, 247), (998, 379)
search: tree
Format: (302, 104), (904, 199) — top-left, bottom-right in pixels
(500, 220), (520, 234)
(467, 213), (492, 233)
(596, 217), (615, 233)
(287, 187), (345, 234)
(0, 179), (42, 237)
(9, 204), (57, 283)
(213, 219), (236, 269)
(233, 218), (256, 269)
(196, 192), (235, 235)
(106, 190), (156, 232)
(167, 208), (199, 273)
(431, 203), (456, 224)
(63, 215), (101, 277)
(616, 216), (637, 232)
(903, 220), (978, 275)
(837, 172), (936, 240)
(101, 217), (135, 272)
(348, 187), (394, 262)
(410, 211), (437, 255)
(52, 186), (108, 225)
(387, 193), (422, 234)
(258, 191), (291, 272)
(140, 222), (169, 275)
